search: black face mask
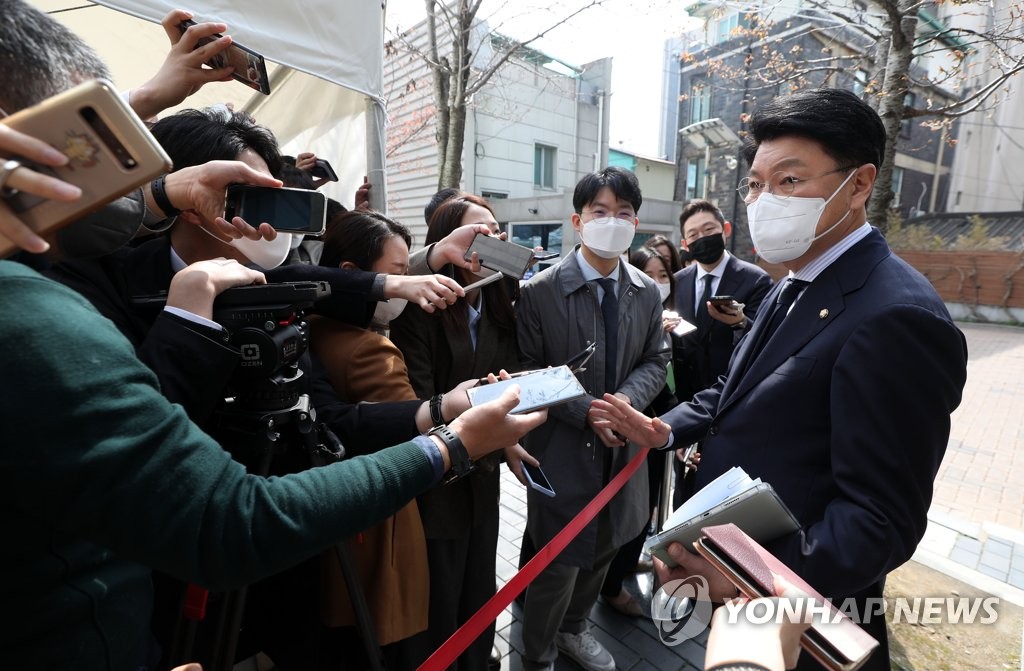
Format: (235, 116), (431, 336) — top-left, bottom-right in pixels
(687, 233), (725, 265)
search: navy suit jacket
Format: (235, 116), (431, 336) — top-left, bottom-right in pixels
(672, 253), (772, 399)
(662, 229), (967, 666)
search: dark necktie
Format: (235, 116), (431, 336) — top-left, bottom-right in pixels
(597, 277), (618, 393)
(696, 274), (714, 333)
(747, 278), (809, 362)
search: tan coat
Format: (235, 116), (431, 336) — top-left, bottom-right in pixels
(310, 317), (429, 645)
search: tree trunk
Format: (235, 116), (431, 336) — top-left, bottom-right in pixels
(868, 0), (918, 229)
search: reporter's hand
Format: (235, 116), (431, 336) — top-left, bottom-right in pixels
(590, 393), (672, 449)
(384, 273), (464, 313)
(354, 176), (371, 208)
(295, 152), (317, 172)
(425, 223), (494, 273)
(166, 258), (266, 320)
(157, 160), (281, 242)
(129, 10), (234, 120)
(653, 542), (738, 603)
(504, 442), (538, 486)
(440, 377), (480, 421)
(0, 126), (81, 254)
(704, 574), (813, 671)
(448, 385), (547, 461)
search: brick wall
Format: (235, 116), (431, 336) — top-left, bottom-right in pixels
(757, 250), (1024, 310)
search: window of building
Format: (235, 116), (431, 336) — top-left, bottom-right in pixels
(534, 144), (557, 190)
(713, 13), (740, 43)
(481, 190), (508, 200)
(686, 156), (706, 200)
(892, 167), (904, 206)
(852, 68), (869, 97)
(509, 222), (563, 279)
(900, 91), (916, 138)
(689, 79), (712, 124)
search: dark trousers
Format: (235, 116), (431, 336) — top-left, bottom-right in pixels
(413, 504), (500, 671)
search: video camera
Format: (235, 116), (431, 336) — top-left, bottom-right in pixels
(212, 280), (330, 410)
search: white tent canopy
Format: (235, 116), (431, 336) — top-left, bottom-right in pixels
(31, 0), (388, 210)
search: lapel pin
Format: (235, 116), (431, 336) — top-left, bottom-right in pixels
(819, 308), (829, 319)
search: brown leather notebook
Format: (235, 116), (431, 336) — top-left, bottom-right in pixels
(695, 523), (879, 671)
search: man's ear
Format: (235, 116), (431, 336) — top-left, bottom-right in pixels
(571, 212), (583, 233)
(339, 261), (358, 271)
(850, 164), (877, 209)
(723, 221), (733, 239)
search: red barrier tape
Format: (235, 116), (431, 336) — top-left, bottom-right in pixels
(418, 447), (650, 670)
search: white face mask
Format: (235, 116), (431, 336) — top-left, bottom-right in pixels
(580, 216), (635, 259)
(746, 170), (856, 264)
(228, 231), (293, 269)
(656, 282), (671, 303)
(372, 298), (408, 327)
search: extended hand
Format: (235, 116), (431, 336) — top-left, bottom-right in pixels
(0, 125), (81, 254)
(503, 442), (538, 486)
(449, 385), (547, 461)
(160, 160), (281, 242)
(384, 273), (465, 313)
(128, 10), (235, 120)
(590, 393), (672, 449)
(426, 223), (497, 273)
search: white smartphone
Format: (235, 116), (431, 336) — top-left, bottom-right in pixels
(466, 365), (586, 415)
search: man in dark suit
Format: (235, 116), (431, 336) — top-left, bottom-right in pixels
(671, 199), (771, 504)
(592, 88), (968, 670)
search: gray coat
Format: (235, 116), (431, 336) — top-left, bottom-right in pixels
(515, 248), (669, 568)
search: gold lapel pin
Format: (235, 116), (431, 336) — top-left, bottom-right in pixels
(819, 308), (829, 319)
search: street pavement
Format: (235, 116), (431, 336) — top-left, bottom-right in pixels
(491, 321), (1024, 670)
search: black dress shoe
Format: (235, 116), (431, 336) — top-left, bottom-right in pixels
(488, 644), (501, 670)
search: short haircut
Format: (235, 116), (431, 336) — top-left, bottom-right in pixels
(748, 88), (886, 170)
(148, 108), (283, 177)
(319, 209), (411, 271)
(572, 167), (642, 214)
(0, 0), (111, 113)
(679, 199), (725, 232)
(279, 163), (315, 189)
(424, 187), (462, 224)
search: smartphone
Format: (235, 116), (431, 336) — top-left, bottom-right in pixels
(522, 462), (556, 497)
(708, 295), (736, 305)
(178, 19), (271, 95)
(464, 233), (536, 279)
(532, 251), (559, 261)
(224, 184), (327, 234)
(466, 365), (586, 414)
(310, 158), (339, 182)
(0, 79), (172, 258)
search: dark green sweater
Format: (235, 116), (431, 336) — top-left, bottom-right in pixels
(0, 261), (436, 670)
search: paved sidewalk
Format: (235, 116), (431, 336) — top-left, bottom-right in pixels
(491, 320), (1024, 670)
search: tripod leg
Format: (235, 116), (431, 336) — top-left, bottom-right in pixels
(333, 541), (387, 671)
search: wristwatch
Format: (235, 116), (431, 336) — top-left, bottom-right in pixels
(429, 424), (473, 482)
(429, 393), (446, 428)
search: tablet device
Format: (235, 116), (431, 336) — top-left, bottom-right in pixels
(466, 365), (585, 414)
(644, 482), (799, 566)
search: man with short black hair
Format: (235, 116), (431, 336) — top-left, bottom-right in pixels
(593, 89), (967, 670)
(515, 167), (669, 671)
(671, 198), (771, 504)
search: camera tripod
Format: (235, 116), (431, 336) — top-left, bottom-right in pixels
(168, 392), (387, 671)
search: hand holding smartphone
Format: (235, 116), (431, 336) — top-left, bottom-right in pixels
(224, 184), (327, 235)
(178, 19), (271, 95)
(0, 79), (172, 257)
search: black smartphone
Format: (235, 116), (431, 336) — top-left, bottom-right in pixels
(310, 158), (339, 182)
(464, 233), (536, 279)
(532, 251), (559, 261)
(178, 19), (271, 95)
(522, 462), (556, 497)
(224, 184), (327, 234)
(709, 295), (736, 305)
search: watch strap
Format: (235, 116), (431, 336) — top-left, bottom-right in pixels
(429, 424), (472, 479)
(429, 393), (446, 427)
(150, 175), (180, 217)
